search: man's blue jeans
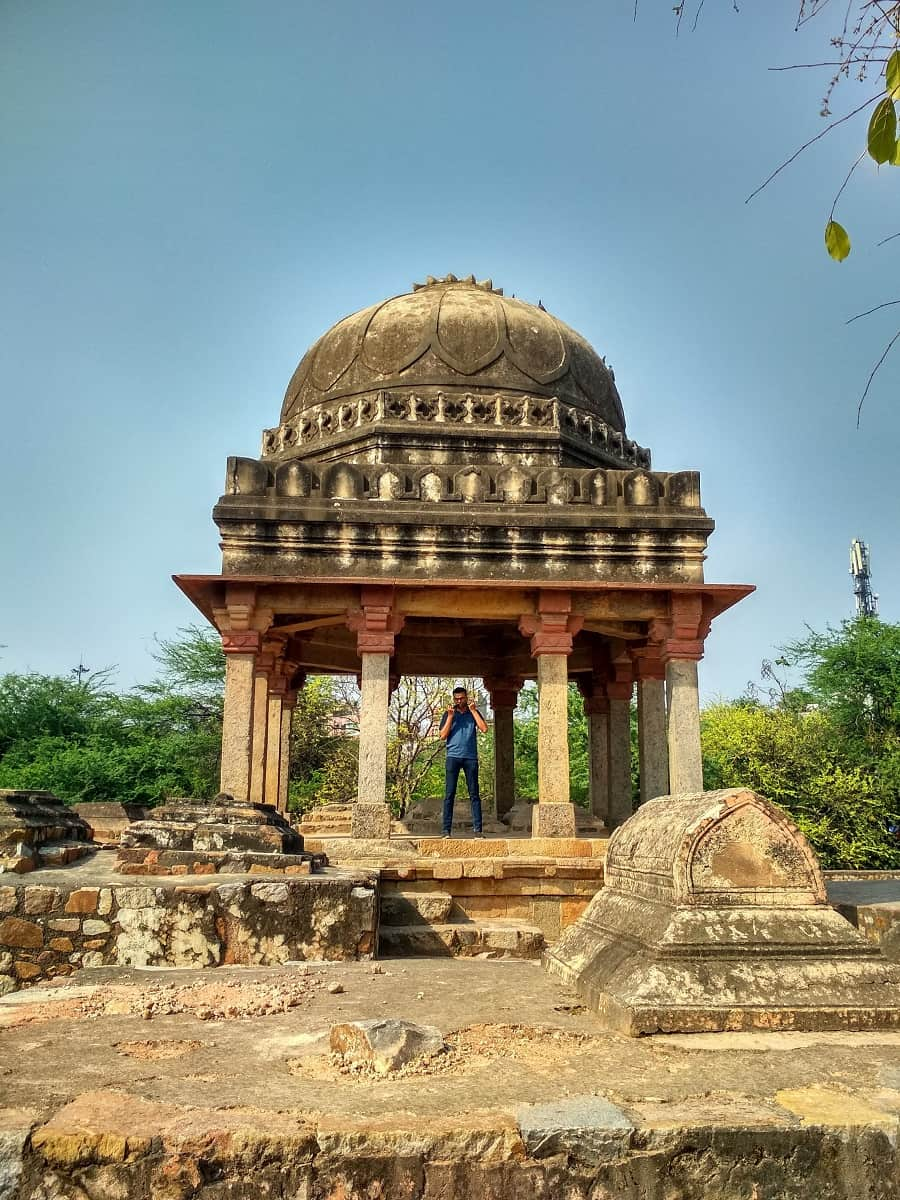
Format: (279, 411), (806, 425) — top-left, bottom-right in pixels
(443, 756), (482, 834)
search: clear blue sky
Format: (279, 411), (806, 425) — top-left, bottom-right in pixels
(2, 1), (897, 702)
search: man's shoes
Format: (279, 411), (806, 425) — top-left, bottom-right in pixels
(473, 831), (485, 839)
(441, 833), (451, 839)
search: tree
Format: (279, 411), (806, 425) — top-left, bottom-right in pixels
(671, 2), (900, 416)
(701, 617), (900, 868)
(0, 627), (226, 807)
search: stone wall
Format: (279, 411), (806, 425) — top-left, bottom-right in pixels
(381, 858), (603, 943)
(0, 873), (377, 992)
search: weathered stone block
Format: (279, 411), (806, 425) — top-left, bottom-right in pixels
(531, 804), (577, 839)
(13, 960), (41, 980)
(23, 886), (60, 915)
(48, 919), (80, 932)
(65, 889), (100, 914)
(49, 937), (74, 953)
(350, 803), (392, 840)
(0, 917), (43, 949)
(0, 887), (16, 913)
(517, 1096), (633, 1165)
(82, 919), (110, 936)
(330, 1018), (444, 1075)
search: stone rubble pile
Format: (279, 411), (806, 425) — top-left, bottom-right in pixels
(0, 790), (95, 874)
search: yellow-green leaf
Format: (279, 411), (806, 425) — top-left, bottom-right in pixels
(868, 97), (898, 164)
(887, 50), (900, 101)
(894, 137), (900, 167)
(825, 220), (851, 261)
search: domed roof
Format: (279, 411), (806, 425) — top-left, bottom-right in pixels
(280, 275), (627, 433)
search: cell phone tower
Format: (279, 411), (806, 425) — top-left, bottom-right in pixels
(850, 539), (879, 618)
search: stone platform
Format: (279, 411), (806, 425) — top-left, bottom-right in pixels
(2, 958), (899, 1199)
(301, 833), (608, 945)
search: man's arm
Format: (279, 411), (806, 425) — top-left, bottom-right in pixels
(438, 708), (454, 740)
(469, 702), (488, 734)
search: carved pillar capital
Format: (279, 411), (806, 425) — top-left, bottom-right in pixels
(220, 630), (261, 655)
(606, 654), (634, 703)
(519, 594), (583, 656)
(576, 673), (610, 715)
(347, 586), (405, 656)
(648, 593), (713, 663)
(629, 645), (666, 681)
(484, 677), (523, 710)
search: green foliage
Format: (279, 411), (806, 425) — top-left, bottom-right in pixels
(0, 627), (225, 807)
(513, 683), (592, 808)
(702, 702), (899, 868)
(824, 219), (850, 262)
(867, 97), (898, 165)
(702, 618), (900, 869)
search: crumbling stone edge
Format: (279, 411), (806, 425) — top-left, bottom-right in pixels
(1, 1091), (898, 1199)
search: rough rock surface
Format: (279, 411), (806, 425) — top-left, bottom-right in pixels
(330, 1017), (445, 1074)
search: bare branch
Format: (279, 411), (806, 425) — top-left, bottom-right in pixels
(746, 91), (882, 203)
(856, 327), (900, 425)
(846, 299), (900, 323)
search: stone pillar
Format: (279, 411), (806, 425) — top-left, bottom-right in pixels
(632, 650), (669, 805)
(607, 664), (634, 829)
(652, 595), (709, 796)
(278, 688), (297, 815)
(219, 631), (260, 802)
(666, 658), (704, 792)
(357, 651), (390, 807)
(264, 678), (286, 810)
(582, 693), (610, 826)
(348, 588), (404, 840)
(248, 646), (277, 806)
(520, 593), (583, 838)
(485, 680), (521, 820)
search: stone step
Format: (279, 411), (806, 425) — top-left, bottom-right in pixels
(378, 920), (545, 960)
(380, 890), (455, 926)
(36, 841), (95, 868)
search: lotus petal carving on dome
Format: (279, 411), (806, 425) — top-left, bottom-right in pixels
(309, 304), (377, 392)
(279, 278), (628, 439)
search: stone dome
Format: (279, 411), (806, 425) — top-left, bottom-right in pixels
(279, 275), (627, 432)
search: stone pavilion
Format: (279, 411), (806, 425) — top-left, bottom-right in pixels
(175, 275), (752, 836)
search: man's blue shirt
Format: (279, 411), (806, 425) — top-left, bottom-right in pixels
(446, 708), (478, 759)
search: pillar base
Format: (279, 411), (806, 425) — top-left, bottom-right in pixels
(531, 803), (577, 839)
(351, 803), (392, 840)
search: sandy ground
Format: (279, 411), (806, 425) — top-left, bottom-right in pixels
(3, 957), (900, 1131)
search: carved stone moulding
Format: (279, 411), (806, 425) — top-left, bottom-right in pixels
(259, 390), (651, 472)
(222, 457), (701, 512)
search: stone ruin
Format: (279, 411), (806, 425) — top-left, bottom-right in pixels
(544, 787), (900, 1034)
(0, 790), (95, 873)
(116, 792), (324, 876)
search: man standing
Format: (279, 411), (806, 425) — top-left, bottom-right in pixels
(439, 686), (488, 838)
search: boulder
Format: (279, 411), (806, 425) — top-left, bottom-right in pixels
(329, 1018), (444, 1074)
